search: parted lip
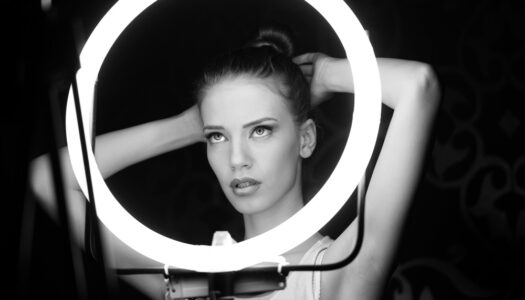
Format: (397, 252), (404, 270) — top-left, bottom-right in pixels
(230, 177), (261, 189)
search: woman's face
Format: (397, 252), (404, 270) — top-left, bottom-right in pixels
(200, 76), (304, 216)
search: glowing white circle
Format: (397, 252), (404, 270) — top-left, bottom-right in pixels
(65, 0), (381, 272)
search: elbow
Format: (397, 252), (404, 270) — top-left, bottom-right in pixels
(413, 63), (441, 108)
(29, 155), (50, 200)
(29, 155), (58, 218)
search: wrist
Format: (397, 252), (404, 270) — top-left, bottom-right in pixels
(324, 58), (355, 93)
(156, 105), (204, 154)
(181, 104), (205, 142)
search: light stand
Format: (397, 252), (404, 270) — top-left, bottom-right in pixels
(115, 176), (367, 299)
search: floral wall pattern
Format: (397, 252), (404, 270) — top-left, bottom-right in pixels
(381, 1), (524, 299)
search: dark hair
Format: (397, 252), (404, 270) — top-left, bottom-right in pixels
(196, 26), (311, 124)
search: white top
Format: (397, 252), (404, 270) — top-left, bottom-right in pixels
(236, 236), (334, 300)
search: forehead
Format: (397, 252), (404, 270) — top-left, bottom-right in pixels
(200, 77), (292, 125)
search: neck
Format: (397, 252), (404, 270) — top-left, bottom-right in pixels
(242, 156), (305, 239)
(243, 191), (304, 240)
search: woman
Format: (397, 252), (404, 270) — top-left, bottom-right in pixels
(30, 27), (440, 300)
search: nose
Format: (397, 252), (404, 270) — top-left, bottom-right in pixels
(229, 138), (252, 171)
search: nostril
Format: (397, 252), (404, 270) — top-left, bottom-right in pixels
(229, 143), (252, 170)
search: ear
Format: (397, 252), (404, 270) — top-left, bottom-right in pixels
(299, 119), (317, 158)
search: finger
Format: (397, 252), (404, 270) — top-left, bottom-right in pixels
(293, 53), (318, 64)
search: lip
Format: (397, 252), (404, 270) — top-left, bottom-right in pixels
(230, 177), (261, 196)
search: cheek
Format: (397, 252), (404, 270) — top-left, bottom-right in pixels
(207, 146), (228, 182)
(259, 137), (300, 177)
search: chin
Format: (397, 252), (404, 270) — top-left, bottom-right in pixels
(227, 194), (274, 215)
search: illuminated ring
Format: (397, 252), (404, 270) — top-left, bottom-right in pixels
(66, 0), (381, 272)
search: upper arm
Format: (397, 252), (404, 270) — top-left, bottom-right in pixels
(29, 150), (168, 299)
(29, 150), (88, 247)
(28, 107), (205, 299)
(321, 62), (440, 300)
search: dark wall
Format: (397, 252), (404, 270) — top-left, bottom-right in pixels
(8, 0), (524, 299)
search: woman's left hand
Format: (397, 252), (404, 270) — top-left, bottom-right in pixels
(293, 52), (336, 107)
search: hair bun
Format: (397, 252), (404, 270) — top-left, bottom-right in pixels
(247, 25), (295, 57)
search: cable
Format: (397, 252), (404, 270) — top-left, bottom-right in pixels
(72, 76), (117, 300)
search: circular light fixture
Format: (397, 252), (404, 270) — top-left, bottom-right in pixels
(65, 0), (381, 272)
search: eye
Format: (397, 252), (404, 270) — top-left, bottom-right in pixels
(251, 126), (272, 138)
(205, 132), (227, 144)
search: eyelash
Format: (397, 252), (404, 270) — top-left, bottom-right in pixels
(204, 125), (274, 144)
(205, 132), (226, 144)
(251, 125), (273, 138)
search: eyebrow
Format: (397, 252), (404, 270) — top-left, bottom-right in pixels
(203, 117), (278, 131)
(242, 117), (278, 128)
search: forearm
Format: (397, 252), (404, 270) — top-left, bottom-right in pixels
(95, 104), (203, 178)
(323, 57), (439, 109)
(30, 105), (203, 221)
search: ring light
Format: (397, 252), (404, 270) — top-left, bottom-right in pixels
(65, 0), (381, 272)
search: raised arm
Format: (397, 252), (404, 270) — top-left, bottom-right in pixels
(29, 105), (203, 298)
(30, 105), (203, 238)
(295, 54), (441, 300)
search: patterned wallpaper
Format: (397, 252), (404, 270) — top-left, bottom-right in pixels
(378, 1), (524, 299)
